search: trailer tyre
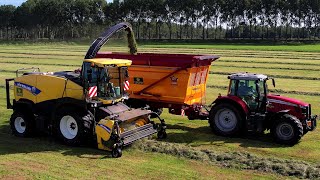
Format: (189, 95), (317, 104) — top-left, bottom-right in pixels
(271, 114), (303, 145)
(56, 108), (93, 146)
(10, 110), (35, 137)
(209, 103), (243, 136)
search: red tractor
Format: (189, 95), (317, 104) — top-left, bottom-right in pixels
(209, 73), (317, 145)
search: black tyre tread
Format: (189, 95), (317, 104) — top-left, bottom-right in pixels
(209, 103), (243, 136)
(272, 114), (303, 145)
(112, 148), (122, 158)
(56, 108), (93, 146)
(10, 110), (35, 137)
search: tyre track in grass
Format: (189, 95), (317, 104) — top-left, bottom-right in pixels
(213, 64), (320, 71)
(134, 140), (320, 179)
(0, 51), (83, 57)
(1, 58), (320, 79)
(220, 59), (320, 67)
(1, 77), (319, 97)
(0, 55), (81, 60)
(2, 48), (320, 61)
(0, 61), (79, 67)
(209, 71), (320, 81)
(206, 85), (320, 97)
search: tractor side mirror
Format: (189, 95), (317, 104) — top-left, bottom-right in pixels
(272, 79), (276, 88)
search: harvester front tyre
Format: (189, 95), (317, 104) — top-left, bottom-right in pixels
(209, 103), (243, 136)
(10, 111), (35, 137)
(56, 109), (92, 146)
(112, 147), (122, 158)
(271, 114), (303, 145)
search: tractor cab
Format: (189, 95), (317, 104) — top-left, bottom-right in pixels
(228, 73), (271, 113)
(82, 58), (131, 104)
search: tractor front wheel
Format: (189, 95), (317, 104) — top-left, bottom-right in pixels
(209, 103), (243, 136)
(271, 114), (303, 145)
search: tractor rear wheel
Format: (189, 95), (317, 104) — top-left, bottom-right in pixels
(56, 108), (93, 146)
(209, 103), (243, 136)
(10, 110), (35, 137)
(271, 114), (303, 145)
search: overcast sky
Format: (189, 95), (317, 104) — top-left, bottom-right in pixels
(0, 0), (113, 6)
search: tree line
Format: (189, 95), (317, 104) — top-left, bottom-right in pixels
(0, 0), (319, 41)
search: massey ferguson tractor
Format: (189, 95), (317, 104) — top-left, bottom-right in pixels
(209, 73), (317, 145)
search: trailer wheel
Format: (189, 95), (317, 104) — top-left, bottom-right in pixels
(271, 114), (303, 145)
(209, 103), (243, 136)
(112, 147), (122, 158)
(56, 109), (93, 146)
(10, 110), (35, 137)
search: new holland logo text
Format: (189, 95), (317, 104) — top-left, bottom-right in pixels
(14, 82), (41, 96)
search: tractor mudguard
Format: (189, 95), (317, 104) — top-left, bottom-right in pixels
(211, 95), (249, 116)
(269, 110), (290, 120)
(267, 110), (291, 129)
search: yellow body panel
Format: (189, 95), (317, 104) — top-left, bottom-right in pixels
(128, 65), (210, 105)
(96, 119), (115, 151)
(84, 58), (132, 67)
(14, 74), (83, 103)
(14, 75), (38, 103)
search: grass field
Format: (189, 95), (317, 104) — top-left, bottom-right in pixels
(0, 43), (320, 179)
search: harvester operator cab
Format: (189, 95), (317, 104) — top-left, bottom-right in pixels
(81, 58), (131, 103)
(228, 73), (270, 113)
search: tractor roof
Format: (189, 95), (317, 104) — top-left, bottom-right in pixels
(84, 58), (132, 67)
(228, 73), (268, 81)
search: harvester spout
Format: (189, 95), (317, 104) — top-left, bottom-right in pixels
(85, 22), (137, 59)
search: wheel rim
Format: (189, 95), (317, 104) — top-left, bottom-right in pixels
(214, 108), (237, 132)
(276, 123), (294, 140)
(14, 117), (26, 134)
(60, 115), (78, 140)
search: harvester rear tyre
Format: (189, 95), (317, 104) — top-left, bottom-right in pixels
(271, 114), (303, 145)
(56, 109), (93, 146)
(10, 110), (35, 137)
(209, 103), (243, 136)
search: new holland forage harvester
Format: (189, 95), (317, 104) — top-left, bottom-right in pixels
(5, 23), (318, 158)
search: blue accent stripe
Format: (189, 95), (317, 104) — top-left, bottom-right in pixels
(98, 124), (111, 133)
(14, 82), (41, 96)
